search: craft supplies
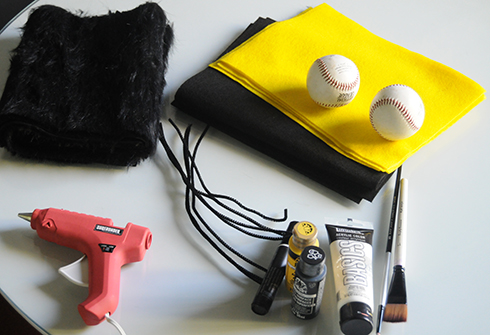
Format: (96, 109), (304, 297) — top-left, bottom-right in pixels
(291, 245), (327, 320)
(285, 221), (319, 292)
(326, 219), (375, 335)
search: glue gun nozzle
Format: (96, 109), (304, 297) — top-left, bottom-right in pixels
(18, 212), (33, 222)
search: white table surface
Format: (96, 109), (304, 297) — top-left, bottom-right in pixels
(1, 0), (489, 334)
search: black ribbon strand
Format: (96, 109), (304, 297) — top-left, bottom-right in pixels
(158, 120), (289, 284)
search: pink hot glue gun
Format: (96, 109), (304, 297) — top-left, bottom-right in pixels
(19, 208), (152, 326)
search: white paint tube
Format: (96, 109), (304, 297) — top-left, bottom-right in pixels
(325, 218), (374, 335)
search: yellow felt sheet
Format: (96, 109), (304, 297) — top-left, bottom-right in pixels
(209, 4), (486, 173)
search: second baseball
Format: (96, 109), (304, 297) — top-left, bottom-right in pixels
(307, 54), (360, 108)
(369, 85), (425, 141)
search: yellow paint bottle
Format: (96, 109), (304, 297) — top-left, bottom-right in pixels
(285, 221), (319, 292)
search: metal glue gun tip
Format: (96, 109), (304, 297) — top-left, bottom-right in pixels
(18, 212), (33, 222)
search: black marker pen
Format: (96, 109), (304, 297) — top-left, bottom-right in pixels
(251, 221), (296, 315)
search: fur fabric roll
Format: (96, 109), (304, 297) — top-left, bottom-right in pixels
(0, 3), (173, 166)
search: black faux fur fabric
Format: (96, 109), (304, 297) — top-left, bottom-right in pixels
(0, 3), (173, 166)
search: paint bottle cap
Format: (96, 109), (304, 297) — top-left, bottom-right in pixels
(292, 221), (318, 248)
(298, 246), (326, 277)
(339, 302), (373, 335)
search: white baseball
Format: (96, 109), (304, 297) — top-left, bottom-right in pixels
(307, 54), (360, 108)
(369, 85), (425, 141)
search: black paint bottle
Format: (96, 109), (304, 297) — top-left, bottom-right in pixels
(291, 245), (327, 320)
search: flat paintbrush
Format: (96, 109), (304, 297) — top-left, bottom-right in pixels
(376, 166), (402, 335)
(383, 178), (408, 323)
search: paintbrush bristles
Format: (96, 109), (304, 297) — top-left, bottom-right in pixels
(383, 303), (407, 322)
(383, 252), (408, 324)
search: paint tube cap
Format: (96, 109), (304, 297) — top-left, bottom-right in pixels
(339, 302), (374, 335)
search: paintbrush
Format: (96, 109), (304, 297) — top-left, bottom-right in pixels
(383, 178), (408, 323)
(375, 166), (402, 335)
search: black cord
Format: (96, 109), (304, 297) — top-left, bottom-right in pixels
(181, 125), (270, 272)
(173, 120), (286, 237)
(159, 121), (289, 284)
(171, 119), (288, 227)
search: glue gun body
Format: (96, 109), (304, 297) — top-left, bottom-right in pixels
(22, 208), (152, 326)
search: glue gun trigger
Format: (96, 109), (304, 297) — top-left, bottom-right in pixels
(58, 255), (89, 287)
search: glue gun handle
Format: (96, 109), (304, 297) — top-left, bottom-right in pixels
(77, 223), (152, 326)
(78, 253), (123, 326)
(78, 251), (122, 326)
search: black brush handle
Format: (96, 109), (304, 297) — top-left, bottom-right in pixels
(386, 166), (403, 252)
(376, 166), (402, 334)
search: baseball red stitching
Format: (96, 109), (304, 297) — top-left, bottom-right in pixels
(316, 101), (346, 108)
(316, 58), (359, 92)
(370, 98), (419, 131)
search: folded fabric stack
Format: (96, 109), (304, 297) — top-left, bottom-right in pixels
(173, 18), (387, 203)
(0, 3), (174, 166)
(175, 4), (485, 202)
(210, 4), (485, 173)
